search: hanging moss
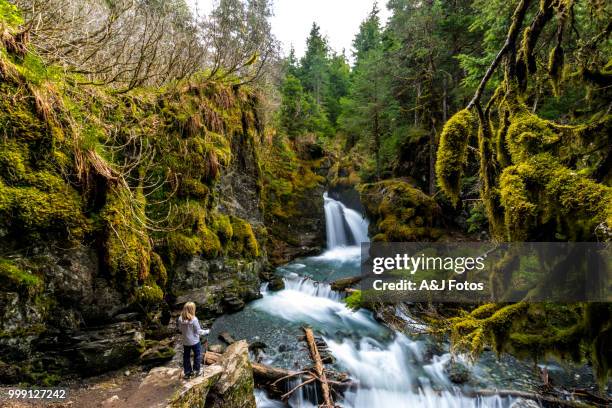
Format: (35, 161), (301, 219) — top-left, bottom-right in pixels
(229, 216), (260, 258)
(435, 109), (475, 206)
(199, 225), (221, 258)
(448, 303), (529, 357)
(499, 153), (612, 240)
(0, 178), (88, 240)
(212, 213), (233, 243)
(505, 109), (559, 163)
(101, 186), (151, 288)
(149, 252), (167, 288)
(548, 45), (564, 96)
(167, 232), (203, 261)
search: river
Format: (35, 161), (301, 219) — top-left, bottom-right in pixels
(209, 194), (577, 407)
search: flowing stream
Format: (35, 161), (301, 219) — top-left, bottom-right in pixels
(209, 194), (561, 407)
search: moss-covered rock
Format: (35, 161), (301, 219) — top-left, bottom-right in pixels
(359, 179), (443, 242)
(0, 257), (42, 294)
(208, 340), (256, 408)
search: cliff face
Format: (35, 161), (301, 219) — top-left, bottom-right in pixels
(260, 137), (328, 265)
(0, 11), (271, 383)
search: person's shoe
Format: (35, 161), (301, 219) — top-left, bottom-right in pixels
(184, 372), (193, 379)
(194, 369), (202, 377)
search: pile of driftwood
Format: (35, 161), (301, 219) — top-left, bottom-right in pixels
(207, 327), (351, 407)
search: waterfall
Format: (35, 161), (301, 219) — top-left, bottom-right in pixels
(323, 192), (369, 249)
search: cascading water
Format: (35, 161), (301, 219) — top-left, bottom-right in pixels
(212, 193), (533, 408)
(323, 192), (369, 249)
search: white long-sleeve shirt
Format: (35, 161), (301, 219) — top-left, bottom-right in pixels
(178, 316), (210, 346)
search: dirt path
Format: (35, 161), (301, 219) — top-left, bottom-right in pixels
(0, 330), (190, 408)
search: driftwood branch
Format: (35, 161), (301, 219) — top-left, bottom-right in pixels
(281, 377), (316, 400)
(303, 327), (334, 408)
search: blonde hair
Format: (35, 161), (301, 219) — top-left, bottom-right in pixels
(181, 302), (196, 321)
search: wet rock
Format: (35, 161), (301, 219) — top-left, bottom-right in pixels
(267, 275), (285, 291)
(101, 395), (121, 407)
(510, 398), (541, 408)
(328, 185), (364, 213)
(113, 312), (141, 322)
(444, 360), (470, 384)
(170, 366), (223, 408)
(0, 360), (23, 383)
(223, 295), (245, 312)
(248, 341), (267, 352)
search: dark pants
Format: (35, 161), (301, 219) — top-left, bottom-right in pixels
(183, 341), (202, 375)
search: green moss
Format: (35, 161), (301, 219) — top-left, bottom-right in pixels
(133, 283), (164, 306)
(200, 225), (221, 258)
(505, 110), (558, 163)
(149, 252), (167, 287)
(178, 178), (209, 199)
(0, 179), (88, 239)
(167, 232), (203, 259)
(0, 140), (27, 182)
(212, 213), (233, 242)
(0, 0), (23, 26)
(359, 180), (442, 242)
(229, 216), (260, 258)
(0, 257), (42, 293)
(500, 153), (612, 240)
(435, 109), (475, 206)
(448, 302), (529, 356)
(101, 186), (151, 286)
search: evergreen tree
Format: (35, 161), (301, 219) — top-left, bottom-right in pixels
(324, 51), (351, 127)
(299, 23), (330, 105)
(339, 4), (389, 178)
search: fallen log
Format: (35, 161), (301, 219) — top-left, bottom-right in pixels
(205, 347), (353, 401)
(218, 331), (236, 345)
(206, 351), (297, 384)
(303, 327), (334, 408)
(330, 276), (362, 291)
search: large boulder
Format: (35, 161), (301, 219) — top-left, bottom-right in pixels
(172, 258), (263, 317)
(208, 340), (256, 408)
(64, 322), (145, 375)
(102, 341), (256, 408)
(358, 179), (443, 242)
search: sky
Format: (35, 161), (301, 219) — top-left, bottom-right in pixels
(188, 0), (391, 58)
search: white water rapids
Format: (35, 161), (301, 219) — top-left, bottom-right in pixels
(252, 194), (514, 407)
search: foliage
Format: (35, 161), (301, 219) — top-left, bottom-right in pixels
(433, 0), (612, 382)
(0, 11), (267, 314)
(344, 290), (363, 310)
(13, 0), (280, 90)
